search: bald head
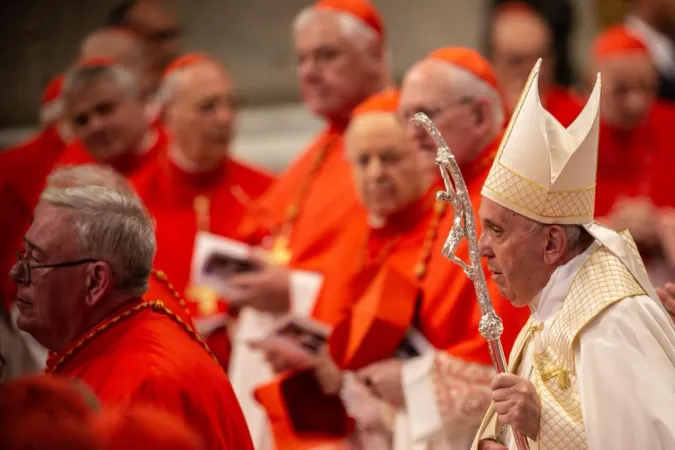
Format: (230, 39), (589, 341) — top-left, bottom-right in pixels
(162, 59), (236, 171)
(81, 28), (151, 95)
(489, 6), (554, 111)
(346, 111), (427, 222)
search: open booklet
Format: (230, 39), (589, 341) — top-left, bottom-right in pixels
(191, 232), (324, 335)
(256, 312), (434, 369)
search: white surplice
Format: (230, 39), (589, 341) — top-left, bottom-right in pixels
(504, 241), (675, 450)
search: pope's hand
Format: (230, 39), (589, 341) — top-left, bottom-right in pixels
(656, 282), (675, 323)
(226, 249), (290, 314)
(356, 359), (405, 408)
(491, 373), (540, 440)
(478, 439), (508, 450)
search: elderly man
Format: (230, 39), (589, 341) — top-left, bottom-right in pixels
(132, 53), (273, 364)
(487, 2), (581, 126)
(80, 27), (152, 97)
(330, 47), (528, 450)
(472, 60), (675, 450)
(626, 0), (675, 101)
(589, 25), (675, 286)
(251, 89), (436, 449)
(234, 0), (392, 310)
(55, 58), (167, 176)
(9, 181), (253, 448)
(107, 0), (183, 93)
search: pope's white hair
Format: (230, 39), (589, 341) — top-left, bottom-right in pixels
(40, 185), (156, 296)
(440, 62), (505, 137)
(529, 221), (592, 252)
(62, 64), (142, 100)
(293, 7), (379, 48)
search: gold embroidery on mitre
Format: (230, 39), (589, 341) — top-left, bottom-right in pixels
(481, 60), (601, 224)
(531, 244), (645, 449)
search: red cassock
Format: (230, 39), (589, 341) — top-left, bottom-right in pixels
(0, 127), (67, 308)
(133, 152), (274, 312)
(132, 152), (274, 366)
(595, 102), (675, 217)
(543, 86), (583, 128)
(46, 298), (254, 450)
(54, 124), (168, 178)
(238, 124), (366, 274)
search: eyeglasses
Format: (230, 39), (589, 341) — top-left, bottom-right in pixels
(399, 97), (475, 123)
(15, 250), (98, 285)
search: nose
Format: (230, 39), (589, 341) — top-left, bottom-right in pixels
(365, 157), (386, 181)
(298, 58), (319, 85)
(478, 230), (493, 258)
(8, 261), (21, 284)
(215, 104), (235, 126)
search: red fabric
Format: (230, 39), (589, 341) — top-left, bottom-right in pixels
(75, 56), (117, 68)
(595, 102), (675, 217)
(238, 125), (366, 275)
(94, 405), (203, 450)
(0, 127), (67, 308)
(163, 52), (214, 78)
(419, 135), (529, 363)
(132, 152), (274, 310)
(593, 25), (649, 62)
(543, 86), (583, 127)
(0, 375), (99, 450)
(54, 124), (168, 178)
(428, 47), (499, 91)
(47, 298), (254, 450)
(351, 88), (399, 117)
(42, 74), (65, 105)
(314, 0), (384, 37)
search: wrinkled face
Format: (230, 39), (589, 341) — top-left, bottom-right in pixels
(346, 113), (426, 220)
(399, 60), (489, 172)
(128, 0), (183, 82)
(597, 53), (658, 129)
(294, 11), (380, 120)
(490, 13), (554, 111)
(65, 77), (148, 161)
(478, 197), (549, 307)
(9, 203), (91, 351)
(165, 62), (236, 169)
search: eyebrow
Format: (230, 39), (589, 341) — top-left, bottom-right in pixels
(483, 219), (501, 229)
(23, 237), (45, 254)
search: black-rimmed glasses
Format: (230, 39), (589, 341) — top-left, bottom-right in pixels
(15, 250), (98, 285)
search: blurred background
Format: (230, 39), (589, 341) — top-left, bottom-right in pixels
(0, 0), (621, 171)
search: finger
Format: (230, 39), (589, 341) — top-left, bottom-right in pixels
(248, 247), (272, 267)
(665, 282), (675, 296)
(227, 271), (264, 287)
(491, 387), (514, 403)
(490, 373), (519, 390)
(492, 399), (514, 415)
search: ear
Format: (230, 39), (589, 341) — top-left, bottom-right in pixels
(473, 98), (493, 135)
(85, 262), (114, 307)
(542, 225), (568, 265)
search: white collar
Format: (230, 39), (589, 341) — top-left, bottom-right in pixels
(529, 241), (600, 322)
(626, 16), (675, 77)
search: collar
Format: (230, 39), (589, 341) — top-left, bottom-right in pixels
(626, 16), (675, 77)
(164, 149), (229, 189)
(529, 241), (600, 322)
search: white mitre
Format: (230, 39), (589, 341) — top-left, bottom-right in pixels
(481, 59), (600, 225)
(482, 59), (660, 299)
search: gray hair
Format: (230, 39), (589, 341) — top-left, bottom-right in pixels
(40, 185), (156, 296)
(441, 63), (505, 137)
(529, 221), (593, 252)
(293, 7), (379, 49)
(46, 164), (134, 194)
(62, 64), (142, 100)
(153, 66), (185, 111)
(40, 99), (64, 126)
